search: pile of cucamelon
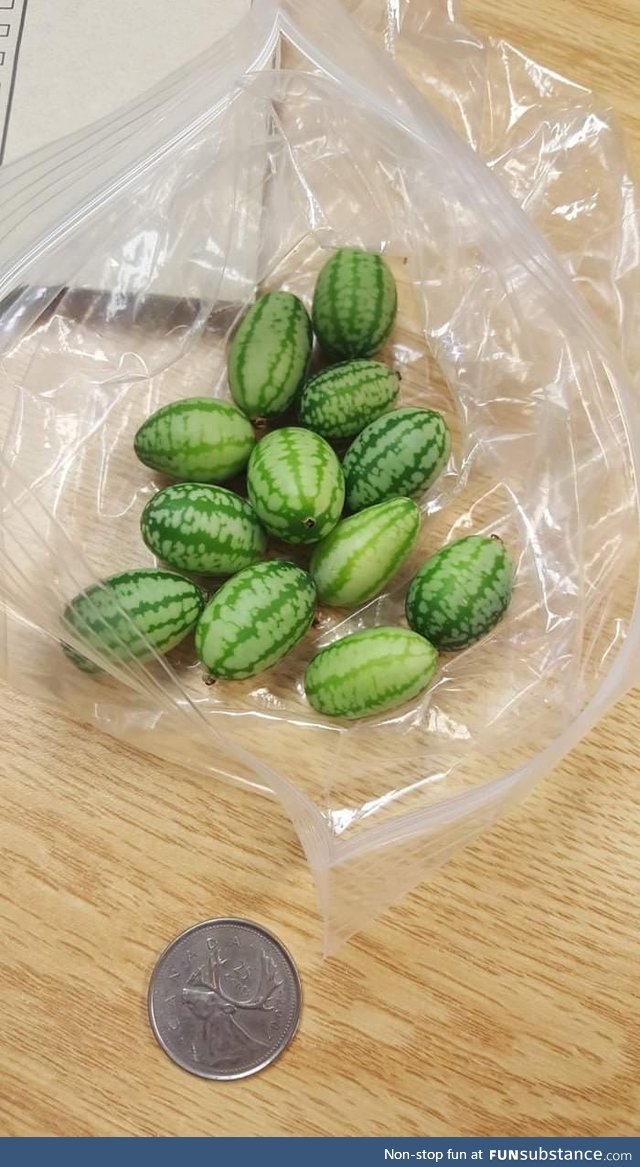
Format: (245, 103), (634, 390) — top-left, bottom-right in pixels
(63, 248), (514, 720)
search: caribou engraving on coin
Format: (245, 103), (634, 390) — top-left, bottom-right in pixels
(148, 919), (301, 1080)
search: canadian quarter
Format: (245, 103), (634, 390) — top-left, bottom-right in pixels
(147, 917), (302, 1080)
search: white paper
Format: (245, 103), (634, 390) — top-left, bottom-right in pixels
(0, 0), (250, 164)
(0, 0), (265, 303)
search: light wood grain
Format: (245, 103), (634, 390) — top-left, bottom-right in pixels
(2, 0), (640, 1137)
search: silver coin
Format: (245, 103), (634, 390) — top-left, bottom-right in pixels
(147, 918), (302, 1080)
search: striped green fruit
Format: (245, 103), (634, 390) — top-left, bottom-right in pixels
(140, 482), (266, 576)
(312, 249), (397, 360)
(247, 427), (345, 545)
(405, 535), (513, 651)
(343, 407), (451, 511)
(133, 397), (255, 483)
(228, 291), (312, 419)
(305, 627), (438, 719)
(310, 497), (420, 608)
(195, 560), (316, 680)
(62, 568), (204, 673)
(298, 360), (399, 440)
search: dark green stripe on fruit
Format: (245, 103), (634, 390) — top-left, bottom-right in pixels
(228, 291), (312, 419)
(298, 359), (399, 440)
(305, 627), (438, 719)
(343, 407), (451, 510)
(140, 482), (266, 576)
(405, 535), (513, 650)
(312, 249), (398, 360)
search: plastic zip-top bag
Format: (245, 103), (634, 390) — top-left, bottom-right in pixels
(1, 0), (639, 950)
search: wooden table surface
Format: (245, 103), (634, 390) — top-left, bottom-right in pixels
(2, 0), (640, 1138)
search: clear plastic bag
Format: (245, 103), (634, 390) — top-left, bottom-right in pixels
(1, 0), (639, 951)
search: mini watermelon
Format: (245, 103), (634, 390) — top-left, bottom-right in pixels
(312, 249), (397, 360)
(343, 407), (451, 511)
(247, 427), (345, 545)
(405, 535), (513, 650)
(133, 397), (255, 483)
(228, 291), (312, 419)
(140, 482), (266, 576)
(298, 360), (399, 440)
(305, 627), (438, 719)
(63, 568), (204, 673)
(195, 560), (317, 680)
(310, 497), (420, 608)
